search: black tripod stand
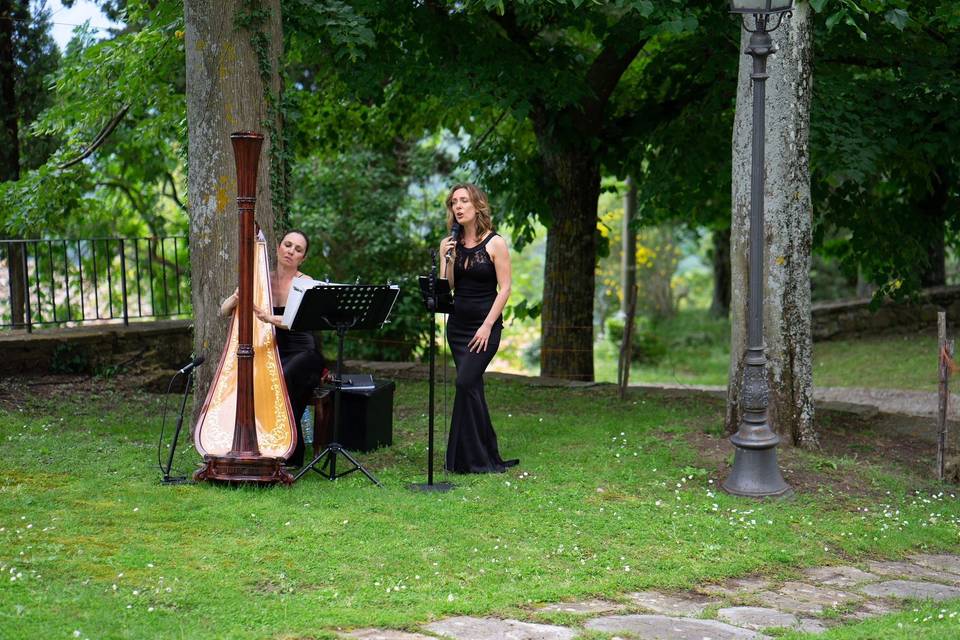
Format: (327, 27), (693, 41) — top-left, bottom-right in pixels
(292, 284), (399, 486)
(409, 251), (455, 492)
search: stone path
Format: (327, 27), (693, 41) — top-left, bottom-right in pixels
(350, 361), (956, 424)
(339, 553), (960, 639)
(626, 382), (958, 423)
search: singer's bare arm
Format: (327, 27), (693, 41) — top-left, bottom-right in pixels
(469, 235), (512, 353)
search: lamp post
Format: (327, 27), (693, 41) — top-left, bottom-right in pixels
(722, 0), (794, 498)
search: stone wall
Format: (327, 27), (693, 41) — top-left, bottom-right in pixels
(0, 319), (193, 377)
(812, 285), (960, 341)
(3, 285), (958, 378)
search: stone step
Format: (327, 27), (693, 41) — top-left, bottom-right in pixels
(341, 555), (960, 640)
(717, 606), (828, 634)
(585, 614), (769, 639)
(537, 599), (626, 615)
(860, 580), (960, 601)
(425, 616), (576, 640)
(626, 591), (720, 616)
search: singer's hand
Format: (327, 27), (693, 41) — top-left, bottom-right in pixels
(439, 236), (457, 261)
(469, 322), (492, 352)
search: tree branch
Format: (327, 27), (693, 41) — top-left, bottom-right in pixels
(163, 171), (186, 211)
(486, 4), (541, 65)
(604, 79), (715, 144)
(585, 33), (647, 114)
(471, 107), (511, 154)
(577, 16), (651, 135)
(95, 178), (145, 213)
(58, 105), (130, 170)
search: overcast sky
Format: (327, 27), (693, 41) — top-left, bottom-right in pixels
(44, 0), (120, 51)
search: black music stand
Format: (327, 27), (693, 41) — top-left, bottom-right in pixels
(292, 284), (399, 486)
(409, 253), (455, 493)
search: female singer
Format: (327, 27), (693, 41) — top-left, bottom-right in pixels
(220, 229), (327, 467)
(438, 184), (519, 473)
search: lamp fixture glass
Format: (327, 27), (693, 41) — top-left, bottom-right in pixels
(729, 0), (795, 14)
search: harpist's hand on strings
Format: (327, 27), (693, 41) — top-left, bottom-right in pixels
(253, 305), (282, 328)
(469, 322), (492, 352)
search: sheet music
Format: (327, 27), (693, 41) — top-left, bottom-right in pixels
(281, 279), (400, 329)
(281, 276), (330, 328)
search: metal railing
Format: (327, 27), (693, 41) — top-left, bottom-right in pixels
(1, 237), (191, 332)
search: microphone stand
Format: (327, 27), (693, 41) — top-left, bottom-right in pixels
(409, 249), (454, 493)
(161, 369), (195, 485)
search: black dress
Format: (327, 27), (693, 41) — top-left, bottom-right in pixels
(445, 233), (519, 473)
(274, 306), (326, 467)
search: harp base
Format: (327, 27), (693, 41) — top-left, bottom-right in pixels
(195, 453), (294, 485)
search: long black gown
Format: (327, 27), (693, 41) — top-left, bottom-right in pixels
(445, 233), (519, 473)
(274, 306), (326, 467)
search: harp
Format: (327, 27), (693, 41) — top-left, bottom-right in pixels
(193, 132), (296, 484)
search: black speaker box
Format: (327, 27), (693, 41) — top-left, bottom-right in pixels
(338, 379), (395, 452)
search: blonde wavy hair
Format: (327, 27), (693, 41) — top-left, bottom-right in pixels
(445, 183), (493, 238)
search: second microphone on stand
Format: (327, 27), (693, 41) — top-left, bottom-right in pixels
(445, 221), (463, 261)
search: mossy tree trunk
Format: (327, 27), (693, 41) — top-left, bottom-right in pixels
(727, 4), (817, 448)
(184, 0), (284, 413)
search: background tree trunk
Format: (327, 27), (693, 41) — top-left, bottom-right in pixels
(727, 4), (816, 447)
(710, 226), (731, 318)
(621, 176), (637, 316)
(539, 146), (601, 381)
(919, 165), (948, 288)
(0, 0), (26, 328)
(184, 0), (284, 413)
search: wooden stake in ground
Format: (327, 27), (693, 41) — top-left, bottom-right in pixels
(618, 285), (638, 401)
(937, 311), (952, 481)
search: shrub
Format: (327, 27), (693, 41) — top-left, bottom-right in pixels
(605, 315), (667, 365)
(522, 337), (541, 369)
(50, 343), (91, 374)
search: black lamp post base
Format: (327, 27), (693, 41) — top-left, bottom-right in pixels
(722, 445), (793, 498)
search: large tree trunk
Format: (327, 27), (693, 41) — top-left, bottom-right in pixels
(710, 226), (731, 318)
(0, 0), (26, 328)
(184, 0), (285, 412)
(538, 146), (601, 381)
(726, 5), (816, 448)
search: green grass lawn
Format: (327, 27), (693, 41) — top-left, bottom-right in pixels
(2, 377), (960, 638)
(591, 310), (939, 391)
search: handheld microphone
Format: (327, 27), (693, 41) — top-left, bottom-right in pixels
(177, 355), (206, 376)
(446, 222), (463, 261)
